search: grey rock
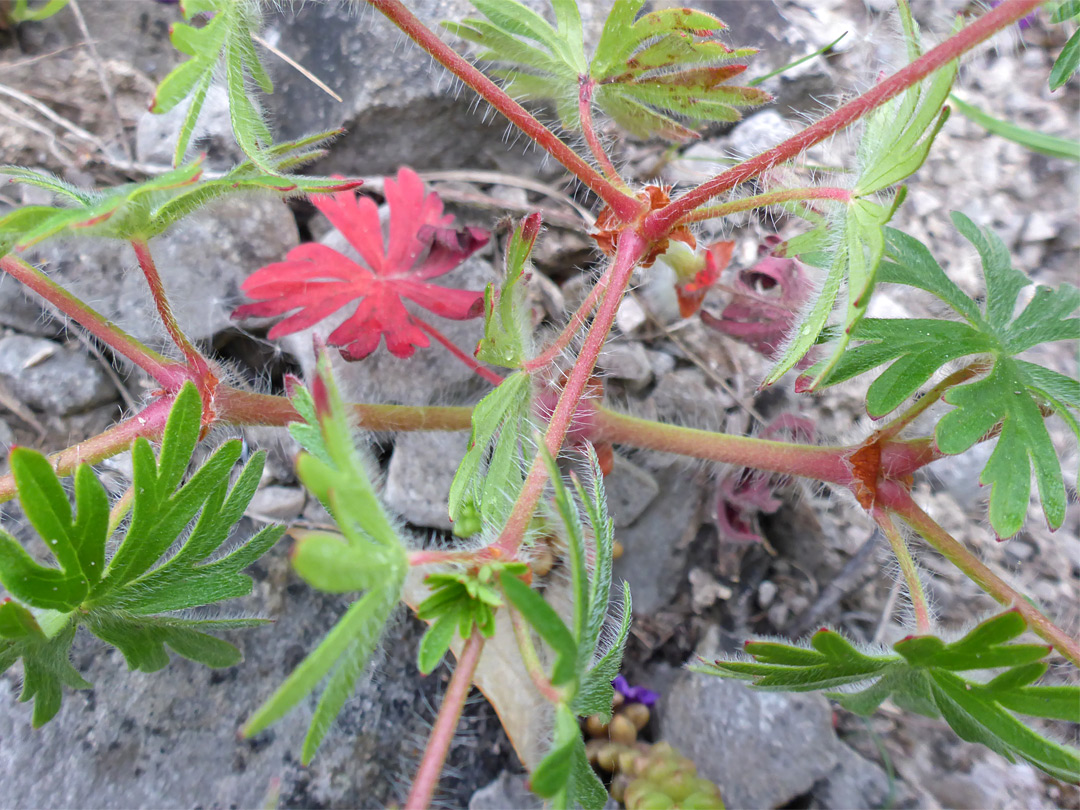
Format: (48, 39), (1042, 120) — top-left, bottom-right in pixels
(727, 111), (794, 159)
(604, 453), (660, 529)
(136, 85), (241, 169)
(384, 431), (469, 530)
(262, 0), (605, 176)
(0, 546), (512, 809)
(279, 222), (498, 407)
(612, 464), (702, 614)
(0, 417), (12, 451)
(648, 369), (731, 431)
(470, 770), (543, 810)
(0, 278), (62, 337)
(598, 342), (653, 392)
(660, 672), (843, 810)
(27, 197), (299, 348)
(0, 336), (115, 415)
(645, 348), (676, 378)
(245, 485), (307, 523)
(810, 745), (922, 810)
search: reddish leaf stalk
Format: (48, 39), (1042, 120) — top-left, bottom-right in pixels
(365, 0), (644, 224)
(642, 0), (1045, 241)
(129, 238), (216, 394)
(495, 230), (648, 556)
(509, 604), (565, 704)
(679, 186), (853, 226)
(873, 508), (932, 633)
(414, 317), (504, 386)
(0, 396), (174, 502)
(579, 78), (626, 189)
(523, 263), (612, 373)
(592, 405), (854, 485)
(0, 254), (187, 387)
(879, 481), (1080, 666)
(404, 630), (486, 810)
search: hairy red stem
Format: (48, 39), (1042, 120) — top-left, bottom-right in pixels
(405, 630), (486, 810)
(881, 482), (1080, 666)
(414, 317), (504, 386)
(578, 78), (625, 188)
(366, 0), (643, 224)
(495, 231), (648, 555)
(873, 507), (932, 633)
(643, 0), (1045, 240)
(0, 254), (187, 387)
(524, 263), (612, 373)
(129, 239), (216, 394)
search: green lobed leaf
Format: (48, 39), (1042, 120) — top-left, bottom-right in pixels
(949, 94), (1080, 162)
(500, 569), (578, 686)
(1050, 28), (1080, 90)
(697, 612), (1080, 782)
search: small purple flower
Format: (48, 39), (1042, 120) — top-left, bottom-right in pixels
(613, 675), (659, 707)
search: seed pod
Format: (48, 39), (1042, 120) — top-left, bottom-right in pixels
(612, 540), (625, 560)
(624, 701), (650, 731)
(585, 738), (606, 765)
(585, 713), (609, 738)
(681, 788), (725, 810)
(597, 742), (622, 773)
(633, 789), (676, 810)
(609, 713), (637, 745)
(618, 748), (639, 775)
(612, 690), (626, 711)
(650, 741), (676, 759)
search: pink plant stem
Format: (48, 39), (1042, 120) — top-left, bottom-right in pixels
(214, 386), (475, 432)
(365, 0), (644, 224)
(643, 0), (1045, 241)
(405, 630), (486, 810)
(593, 405), (853, 485)
(408, 549), (491, 567)
(508, 604), (565, 704)
(0, 396), (174, 502)
(879, 481), (1080, 666)
(678, 186), (852, 226)
(523, 263), (612, 373)
(873, 507), (931, 633)
(0, 254), (187, 387)
(414, 317), (504, 386)
(494, 231), (648, 555)
(129, 239), (215, 389)
(578, 78), (625, 188)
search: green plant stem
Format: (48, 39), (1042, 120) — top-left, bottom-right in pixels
(365, 0), (644, 224)
(579, 78), (626, 188)
(874, 362), (990, 442)
(679, 186), (852, 226)
(523, 263), (611, 373)
(404, 630), (486, 810)
(642, 0), (1045, 241)
(129, 238), (216, 393)
(414, 317), (504, 386)
(0, 254), (187, 386)
(508, 604), (565, 704)
(873, 508), (931, 633)
(880, 481), (1080, 666)
(495, 230), (648, 556)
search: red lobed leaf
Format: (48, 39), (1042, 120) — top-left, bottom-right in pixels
(233, 167), (489, 360)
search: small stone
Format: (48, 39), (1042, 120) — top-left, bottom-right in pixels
(384, 431), (470, 531)
(645, 349), (676, 378)
(689, 567), (732, 612)
(726, 111), (792, 159)
(616, 296), (647, 334)
(757, 580), (778, 608)
(135, 85), (240, 169)
(245, 486), (307, 523)
(1021, 211), (1060, 243)
(605, 454), (661, 528)
(598, 342), (654, 392)
(0, 336), (115, 415)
